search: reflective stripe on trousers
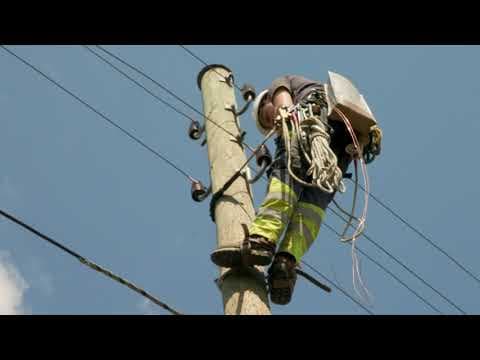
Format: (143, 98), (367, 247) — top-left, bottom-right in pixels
(278, 201), (325, 262)
(249, 176), (327, 262)
(249, 176), (298, 242)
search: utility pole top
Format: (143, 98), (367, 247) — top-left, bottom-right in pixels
(197, 64), (233, 89)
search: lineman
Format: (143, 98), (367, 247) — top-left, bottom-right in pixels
(212, 73), (381, 305)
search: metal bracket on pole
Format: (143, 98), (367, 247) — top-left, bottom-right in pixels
(234, 100), (252, 117)
(224, 103), (236, 114)
(225, 101), (253, 118)
(234, 130), (246, 145)
(225, 82), (256, 117)
(219, 72), (234, 87)
(225, 103), (243, 139)
(235, 84), (256, 116)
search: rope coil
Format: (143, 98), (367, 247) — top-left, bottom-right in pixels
(279, 105), (345, 194)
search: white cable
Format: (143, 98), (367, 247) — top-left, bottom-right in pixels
(333, 107), (372, 304)
(340, 161), (359, 241)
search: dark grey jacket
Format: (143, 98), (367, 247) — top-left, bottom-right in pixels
(266, 75), (324, 104)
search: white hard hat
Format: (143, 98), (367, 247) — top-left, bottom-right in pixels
(252, 89), (270, 135)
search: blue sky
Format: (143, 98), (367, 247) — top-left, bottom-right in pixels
(1, 45), (479, 315)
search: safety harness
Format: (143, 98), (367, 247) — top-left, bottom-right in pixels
(280, 87), (346, 195)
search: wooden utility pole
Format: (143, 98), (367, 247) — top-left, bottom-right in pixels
(197, 64), (271, 315)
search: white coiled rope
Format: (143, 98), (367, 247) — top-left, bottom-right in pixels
(280, 106), (345, 194)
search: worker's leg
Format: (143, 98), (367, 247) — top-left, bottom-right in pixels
(245, 132), (306, 267)
(268, 179), (334, 305)
(248, 134), (304, 246)
(248, 167), (300, 246)
(211, 136), (302, 268)
(277, 189), (331, 263)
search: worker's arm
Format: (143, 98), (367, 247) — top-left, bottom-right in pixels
(258, 75), (319, 130)
(259, 86), (294, 130)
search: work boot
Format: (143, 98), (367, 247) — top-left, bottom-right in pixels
(268, 252), (297, 305)
(210, 235), (276, 268)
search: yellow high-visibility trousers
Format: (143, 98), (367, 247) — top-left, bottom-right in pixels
(249, 175), (327, 262)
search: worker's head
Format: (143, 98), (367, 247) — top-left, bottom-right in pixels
(252, 89), (270, 135)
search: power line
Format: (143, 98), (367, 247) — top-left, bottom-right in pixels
(328, 206), (467, 314)
(82, 45), (197, 123)
(95, 45), (203, 116)
(257, 163), (463, 313)
(300, 260), (374, 315)
(350, 179), (480, 287)
(178, 45), (243, 92)
(0, 45), (196, 182)
(322, 222), (443, 314)
(178, 45), (210, 67)
(255, 171), (436, 313)
(85, 44), (250, 154)
(0, 208), (182, 315)
(94, 45), (256, 153)
(251, 171), (374, 313)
